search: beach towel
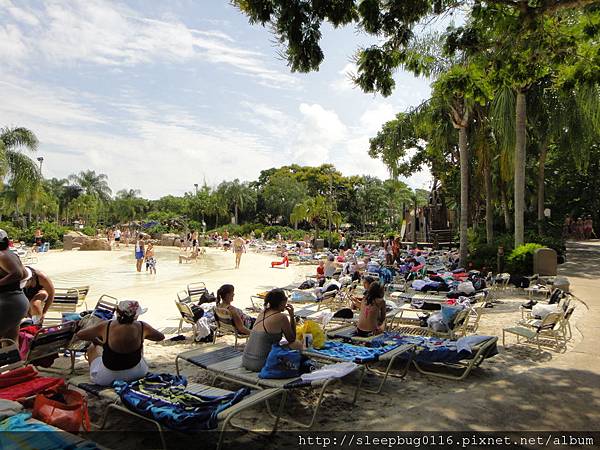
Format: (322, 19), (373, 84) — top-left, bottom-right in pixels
(300, 362), (357, 382)
(113, 373), (250, 432)
(0, 412), (100, 450)
(310, 341), (400, 364)
(0, 365), (64, 401)
(369, 334), (498, 364)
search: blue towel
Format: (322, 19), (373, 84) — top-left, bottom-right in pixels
(310, 341), (400, 363)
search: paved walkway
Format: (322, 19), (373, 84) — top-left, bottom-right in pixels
(373, 240), (600, 431)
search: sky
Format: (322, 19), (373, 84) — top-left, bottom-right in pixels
(0, 0), (440, 199)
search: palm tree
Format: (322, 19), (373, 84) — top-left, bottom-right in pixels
(0, 127), (42, 223)
(220, 180), (257, 225)
(291, 196), (341, 243)
(116, 189), (141, 200)
(69, 170), (112, 201)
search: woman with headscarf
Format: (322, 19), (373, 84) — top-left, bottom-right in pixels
(76, 300), (164, 386)
(0, 229), (29, 346)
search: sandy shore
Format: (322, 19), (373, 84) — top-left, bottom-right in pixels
(30, 245), (595, 448)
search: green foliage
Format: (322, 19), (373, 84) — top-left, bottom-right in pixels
(506, 243), (544, 275)
(81, 226), (96, 237)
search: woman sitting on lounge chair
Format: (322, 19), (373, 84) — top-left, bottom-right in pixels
(214, 284), (254, 335)
(242, 289), (302, 372)
(76, 300), (164, 386)
(353, 280), (386, 337)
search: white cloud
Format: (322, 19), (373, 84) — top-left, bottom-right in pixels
(0, 77), (286, 198)
(0, 24), (28, 63)
(0, 0), (40, 26)
(331, 62), (358, 92)
(359, 102), (397, 133)
(2, 0), (298, 88)
(292, 103), (347, 165)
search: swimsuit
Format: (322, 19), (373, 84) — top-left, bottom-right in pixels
(242, 311), (283, 372)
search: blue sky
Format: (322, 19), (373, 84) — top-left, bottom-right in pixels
(0, 0), (439, 199)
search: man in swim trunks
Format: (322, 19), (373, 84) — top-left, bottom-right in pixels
(233, 236), (246, 269)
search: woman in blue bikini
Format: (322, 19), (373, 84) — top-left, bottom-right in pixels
(135, 234), (145, 273)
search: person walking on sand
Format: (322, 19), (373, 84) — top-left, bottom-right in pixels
(191, 230), (198, 251)
(135, 234), (145, 273)
(114, 228), (122, 249)
(123, 228), (130, 247)
(233, 236), (246, 269)
(145, 242), (156, 275)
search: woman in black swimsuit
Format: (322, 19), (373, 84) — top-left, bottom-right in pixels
(76, 300), (165, 386)
(22, 266), (55, 324)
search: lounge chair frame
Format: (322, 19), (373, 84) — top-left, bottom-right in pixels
(503, 312), (566, 352)
(68, 375), (284, 450)
(175, 344), (365, 429)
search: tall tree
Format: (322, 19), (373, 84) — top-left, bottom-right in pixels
(0, 127), (42, 221)
(69, 170), (112, 202)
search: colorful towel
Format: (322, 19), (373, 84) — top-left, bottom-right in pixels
(369, 334), (497, 364)
(113, 373), (250, 432)
(309, 341), (400, 363)
(0, 412), (99, 449)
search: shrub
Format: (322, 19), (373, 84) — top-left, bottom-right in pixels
(82, 226), (96, 237)
(506, 243), (544, 275)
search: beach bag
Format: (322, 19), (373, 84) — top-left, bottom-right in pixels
(259, 345), (304, 379)
(296, 320), (326, 349)
(199, 291), (216, 305)
(32, 387), (90, 433)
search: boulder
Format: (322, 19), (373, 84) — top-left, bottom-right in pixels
(80, 238), (112, 251)
(160, 233), (182, 247)
(63, 231), (90, 251)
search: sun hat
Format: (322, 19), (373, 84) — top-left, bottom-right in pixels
(117, 300), (147, 319)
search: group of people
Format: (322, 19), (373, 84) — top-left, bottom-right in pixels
(102, 227), (130, 248)
(0, 229), (56, 345)
(134, 234), (156, 274)
(564, 215), (596, 240)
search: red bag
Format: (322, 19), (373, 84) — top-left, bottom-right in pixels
(32, 387), (91, 433)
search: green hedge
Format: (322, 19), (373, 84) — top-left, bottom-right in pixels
(506, 243), (544, 275)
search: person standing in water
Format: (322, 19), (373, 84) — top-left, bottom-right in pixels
(145, 242), (156, 275)
(233, 236), (246, 269)
(135, 234), (145, 273)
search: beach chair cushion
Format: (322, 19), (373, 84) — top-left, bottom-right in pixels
(113, 372), (250, 431)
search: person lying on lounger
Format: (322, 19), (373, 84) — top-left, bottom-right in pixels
(242, 289), (302, 372)
(76, 300), (164, 386)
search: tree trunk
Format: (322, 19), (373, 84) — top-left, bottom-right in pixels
(537, 141), (548, 235)
(412, 196), (417, 248)
(484, 163), (494, 244)
(459, 126), (469, 266)
(234, 203), (239, 225)
(514, 89), (527, 247)
(500, 188), (511, 231)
